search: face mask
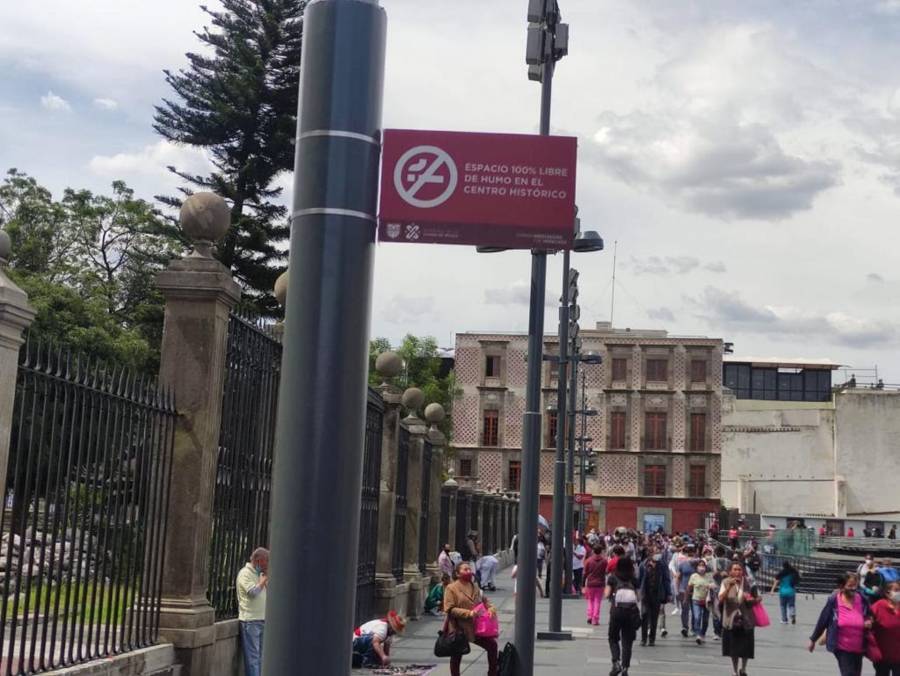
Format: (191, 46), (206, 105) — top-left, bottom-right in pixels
(653, 554), (662, 562)
(459, 571), (474, 583)
(891, 591), (900, 604)
(697, 567), (707, 574)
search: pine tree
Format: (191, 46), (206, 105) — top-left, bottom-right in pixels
(154, 0), (306, 314)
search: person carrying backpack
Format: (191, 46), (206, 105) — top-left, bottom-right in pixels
(605, 557), (641, 676)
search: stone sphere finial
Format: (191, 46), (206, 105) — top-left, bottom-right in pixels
(444, 468), (458, 488)
(0, 230), (10, 266)
(180, 193), (230, 258)
(424, 402), (445, 425)
(401, 387), (424, 416)
(274, 270), (289, 306)
(376, 351), (403, 380)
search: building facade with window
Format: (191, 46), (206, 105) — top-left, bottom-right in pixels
(452, 322), (724, 534)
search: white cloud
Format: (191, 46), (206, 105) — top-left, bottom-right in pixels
(93, 98), (118, 111)
(690, 287), (898, 348)
(88, 140), (210, 180)
(628, 255), (726, 275)
(591, 112), (839, 221)
(874, 0), (900, 15)
(587, 23), (845, 220)
(647, 307), (675, 322)
(40, 91), (70, 112)
(484, 281), (556, 308)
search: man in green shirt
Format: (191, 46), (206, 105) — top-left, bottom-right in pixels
(236, 547), (269, 676)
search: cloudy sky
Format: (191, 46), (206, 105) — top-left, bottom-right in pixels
(3, 0), (900, 382)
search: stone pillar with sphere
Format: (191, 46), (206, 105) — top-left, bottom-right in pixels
(0, 231), (35, 497)
(400, 387), (428, 618)
(155, 194), (241, 675)
(424, 402), (446, 584)
(372, 351), (408, 615)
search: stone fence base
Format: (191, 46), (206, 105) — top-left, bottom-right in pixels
(43, 645), (180, 675)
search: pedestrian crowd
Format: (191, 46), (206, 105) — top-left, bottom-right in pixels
(231, 523), (900, 676)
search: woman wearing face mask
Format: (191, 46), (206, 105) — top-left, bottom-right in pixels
(443, 562), (498, 676)
(719, 562), (760, 676)
(809, 573), (872, 676)
(871, 580), (900, 676)
(688, 560), (713, 645)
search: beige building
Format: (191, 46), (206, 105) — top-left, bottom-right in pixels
(452, 322), (725, 533)
(721, 358), (900, 534)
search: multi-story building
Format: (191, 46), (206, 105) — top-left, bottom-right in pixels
(721, 357), (900, 534)
(452, 322), (724, 533)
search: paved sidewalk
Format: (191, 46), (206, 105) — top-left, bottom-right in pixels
(360, 568), (849, 676)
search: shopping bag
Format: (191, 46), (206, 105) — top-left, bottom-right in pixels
(751, 601), (771, 628)
(473, 603), (500, 638)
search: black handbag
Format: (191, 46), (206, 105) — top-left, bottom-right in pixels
(498, 641), (519, 676)
(434, 616), (471, 658)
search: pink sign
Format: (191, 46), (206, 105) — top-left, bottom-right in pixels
(378, 129), (577, 249)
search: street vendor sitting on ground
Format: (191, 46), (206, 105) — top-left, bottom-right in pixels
(351, 610), (407, 668)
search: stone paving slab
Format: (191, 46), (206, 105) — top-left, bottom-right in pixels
(357, 569), (853, 676)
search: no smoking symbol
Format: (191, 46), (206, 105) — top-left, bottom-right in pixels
(393, 145), (458, 208)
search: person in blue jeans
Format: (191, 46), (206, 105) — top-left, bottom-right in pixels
(688, 562), (713, 644)
(236, 548), (269, 676)
(676, 546), (697, 637)
(771, 561), (800, 624)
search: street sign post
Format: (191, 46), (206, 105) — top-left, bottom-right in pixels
(574, 492), (592, 506)
(379, 129), (577, 249)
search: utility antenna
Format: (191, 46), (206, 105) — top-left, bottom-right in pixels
(609, 240), (618, 327)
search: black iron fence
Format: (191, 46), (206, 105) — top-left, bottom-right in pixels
(0, 339), (175, 675)
(418, 440), (433, 574)
(208, 314), (281, 620)
(392, 428), (409, 581)
(356, 390), (384, 626)
(455, 492), (470, 556)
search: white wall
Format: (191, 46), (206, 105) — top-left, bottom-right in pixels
(721, 396), (836, 516)
(835, 390), (900, 519)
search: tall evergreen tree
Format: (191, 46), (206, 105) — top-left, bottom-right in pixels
(154, 0), (306, 314)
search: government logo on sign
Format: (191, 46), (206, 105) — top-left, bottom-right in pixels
(393, 145), (458, 208)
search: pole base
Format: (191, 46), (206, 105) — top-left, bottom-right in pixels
(561, 593), (581, 600)
(537, 630), (574, 641)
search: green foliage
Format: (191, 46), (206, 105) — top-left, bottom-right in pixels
(0, 170), (182, 372)
(369, 334), (459, 440)
(154, 0), (307, 315)
(6, 581), (135, 625)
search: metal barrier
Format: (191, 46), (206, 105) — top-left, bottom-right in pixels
(356, 390), (383, 625)
(207, 314), (281, 620)
(0, 339), (175, 674)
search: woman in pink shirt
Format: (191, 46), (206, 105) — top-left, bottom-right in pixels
(809, 573), (872, 676)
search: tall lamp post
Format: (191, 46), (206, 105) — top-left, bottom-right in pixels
(565, 348), (601, 556)
(573, 369), (599, 526)
(508, 0), (568, 670)
(541, 228), (603, 641)
(263, 0), (386, 673)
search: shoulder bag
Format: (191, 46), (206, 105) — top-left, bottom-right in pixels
(434, 614), (471, 658)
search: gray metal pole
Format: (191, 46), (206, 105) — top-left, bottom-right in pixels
(515, 52), (554, 674)
(541, 249), (570, 638)
(579, 372), (588, 519)
(564, 338), (577, 584)
(263, 1), (386, 674)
